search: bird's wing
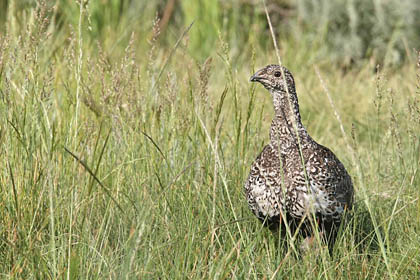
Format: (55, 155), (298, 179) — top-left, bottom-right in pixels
(245, 144), (285, 222)
(305, 144), (354, 211)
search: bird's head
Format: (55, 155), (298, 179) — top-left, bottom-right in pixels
(250, 65), (295, 92)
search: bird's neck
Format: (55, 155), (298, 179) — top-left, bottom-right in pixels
(269, 89), (310, 149)
(271, 88), (303, 128)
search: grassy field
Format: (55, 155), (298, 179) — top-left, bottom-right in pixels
(1, 1), (420, 279)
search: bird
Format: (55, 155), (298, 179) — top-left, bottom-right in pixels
(245, 64), (354, 252)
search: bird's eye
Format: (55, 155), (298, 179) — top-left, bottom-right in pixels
(274, 71), (281, 77)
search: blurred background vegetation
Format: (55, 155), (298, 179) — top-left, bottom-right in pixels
(1, 0), (419, 67)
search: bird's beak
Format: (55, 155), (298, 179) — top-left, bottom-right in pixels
(250, 69), (265, 83)
(249, 74), (259, 82)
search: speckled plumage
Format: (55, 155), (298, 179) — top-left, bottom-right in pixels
(245, 65), (353, 247)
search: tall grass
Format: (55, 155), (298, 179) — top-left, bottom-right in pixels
(1, 1), (419, 279)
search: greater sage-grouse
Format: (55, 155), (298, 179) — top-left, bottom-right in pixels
(245, 65), (353, 250)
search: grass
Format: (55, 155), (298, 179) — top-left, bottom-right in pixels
(1, 1), (420, 279)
